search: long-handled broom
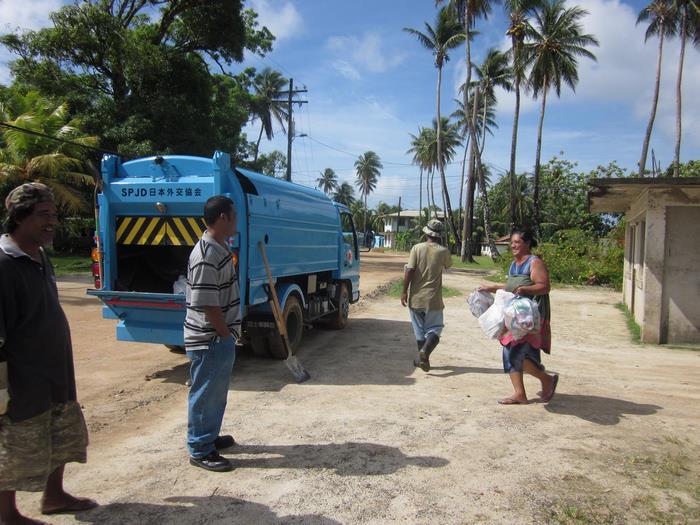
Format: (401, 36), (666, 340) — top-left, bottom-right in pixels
(258, 241), (310, 383)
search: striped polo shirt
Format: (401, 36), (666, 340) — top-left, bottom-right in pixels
(184, 231), (241, 351)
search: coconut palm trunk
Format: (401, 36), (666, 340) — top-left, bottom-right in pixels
(458, 134), (470, 226)
(533, 77), (548, 231)
(419, 167), (424, 227)
(255, 124), (265, 162)
(509, 39), (521, 225)
(435, 66), (461, 247)
(639, 31), (665, 177)
(459, 17), (498, 260)
(674, 8), (687, 178)
(461, 80), (482, 262)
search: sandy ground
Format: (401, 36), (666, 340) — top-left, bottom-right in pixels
(15, 251), (700, 524)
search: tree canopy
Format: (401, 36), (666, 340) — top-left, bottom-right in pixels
(1, 0), (274, 157)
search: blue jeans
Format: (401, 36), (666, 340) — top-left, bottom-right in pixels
(187, 336), (236, 458)
(408, 308), (444, 341)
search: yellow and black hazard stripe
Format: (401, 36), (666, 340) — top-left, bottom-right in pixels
(116, 216), (207, 246)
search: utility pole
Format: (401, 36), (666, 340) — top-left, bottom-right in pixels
(396, 197), (402, 233)
(274, 78), (308, 182)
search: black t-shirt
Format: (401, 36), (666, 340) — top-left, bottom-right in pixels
(0, 238), (77, 422)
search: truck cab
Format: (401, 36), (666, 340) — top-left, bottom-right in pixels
(88, 151), (360, 357)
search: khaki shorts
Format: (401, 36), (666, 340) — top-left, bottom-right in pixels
(0, 401), (88, 492)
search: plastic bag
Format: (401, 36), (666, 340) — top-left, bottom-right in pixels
(503, 296), (541, 341)
(173, 275), (187, 295)
(478, 290), (514, 339)
(466, 289), (494, 318)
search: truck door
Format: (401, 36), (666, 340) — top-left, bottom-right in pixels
(339, 211), (360, 300)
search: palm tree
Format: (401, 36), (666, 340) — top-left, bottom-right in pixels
(0, 92), (98, 215)
(452, 95), (497, 253)
(354, 151), (383, 232)
(472, 49), (512, 154)
(671, 0), (699, 176)
(504, 0), (542, 225)
(404, 7), (466, 246)
(438, 0), (495, 257)
(316, 168), (339, 194)
(637, 0), (677, 176)
(455, 50), (511, 261)
(251, 68), (288, 162)
(524, 0), (598, 230)
(407, 127), (433, 226)
(333, 182), (356, 207)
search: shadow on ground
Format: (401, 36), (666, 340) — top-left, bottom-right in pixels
(225, 441), (448, 476)
(75, 496), (341, 525)
(544, 393), (662, 425)
(153, 318), (436, 391)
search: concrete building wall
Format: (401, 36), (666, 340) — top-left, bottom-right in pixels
(663, 206), (700, 343)
(622, 187), (700, 344)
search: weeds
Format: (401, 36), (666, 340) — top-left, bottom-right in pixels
(615, 303), (641, 343)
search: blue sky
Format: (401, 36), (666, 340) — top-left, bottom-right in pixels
(2, 0), (699, 209)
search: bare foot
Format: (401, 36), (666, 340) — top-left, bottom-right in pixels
(40, 493), (98, 515)
(498, 396), (528, 405)
(541, 374), (559, 403)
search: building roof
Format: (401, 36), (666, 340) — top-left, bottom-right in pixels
(381, 210), (445, 218)
(480, 235), (510, 245)
(588, 177), (700, 213)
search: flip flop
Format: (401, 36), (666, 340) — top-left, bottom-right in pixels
(542, 374), (559, 403)
(42, 497), (98, 515)
(498, 397), (528, 405)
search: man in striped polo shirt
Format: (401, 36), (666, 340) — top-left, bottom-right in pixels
(184, 196), (241, 472)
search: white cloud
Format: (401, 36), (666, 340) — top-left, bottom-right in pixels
(326, 32), (407, 79)
(249, 0), (303, 42)
(0, 0), (61, 31)
(332, 60), (361, 81)
(0, 0), (62, 83)
(489, 0), (700, 149)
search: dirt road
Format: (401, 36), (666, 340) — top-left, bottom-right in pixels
(16, 252), (699, 524)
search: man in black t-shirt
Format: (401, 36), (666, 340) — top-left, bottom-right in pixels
(0, 183), (97, 524)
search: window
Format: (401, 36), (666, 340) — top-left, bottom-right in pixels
(341, 212), (358, 258)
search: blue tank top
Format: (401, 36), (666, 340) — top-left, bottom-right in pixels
(509, 255), (537, 277)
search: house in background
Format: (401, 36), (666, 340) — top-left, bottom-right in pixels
(588, 177), (700, 345)
(381, 211), (444, 249)
(480, 235), (511, 258)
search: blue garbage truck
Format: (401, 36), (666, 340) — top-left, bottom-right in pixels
(87, 151), (360, 358)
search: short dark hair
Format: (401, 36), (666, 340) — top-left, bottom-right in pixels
(204, 196), (235, 226)
(3, 183), (55, 234)
(511, 227), (538, 248)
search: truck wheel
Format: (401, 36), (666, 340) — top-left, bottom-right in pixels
(165, 345), (186, 354)
(268, 295), (304, 359)
(329, 283), (350, 330)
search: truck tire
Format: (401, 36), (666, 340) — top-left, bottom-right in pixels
(268, 295), (304, 359)
(329, 282), (350, 330)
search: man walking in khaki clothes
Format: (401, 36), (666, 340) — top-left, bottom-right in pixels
(400, 219), (452, 371)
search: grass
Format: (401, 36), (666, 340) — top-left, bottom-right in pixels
(50, 254), (92, 276)
(386, 280), (462, 299)
(615, 302), (641, 343)
(450, 254), (496, 271)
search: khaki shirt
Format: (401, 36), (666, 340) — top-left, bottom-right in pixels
(406, 241), (452, 310)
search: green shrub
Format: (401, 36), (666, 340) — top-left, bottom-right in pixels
(395, 229), (422, 252)
(494, 228), (624, 289)
(52, 217), (95, 255)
